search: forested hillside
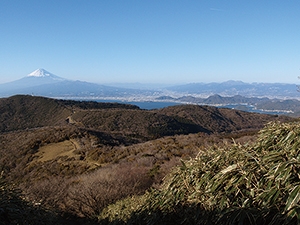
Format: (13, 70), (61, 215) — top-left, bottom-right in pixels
(0, 95), (297, 224)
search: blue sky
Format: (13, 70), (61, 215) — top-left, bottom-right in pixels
(0, 0), (299, 84)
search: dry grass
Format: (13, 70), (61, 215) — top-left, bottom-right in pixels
(34, 139), (79, 162)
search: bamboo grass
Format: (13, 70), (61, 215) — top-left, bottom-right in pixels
(99, 121), (300, 225)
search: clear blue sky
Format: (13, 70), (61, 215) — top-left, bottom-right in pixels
(1, 0), (299, 84)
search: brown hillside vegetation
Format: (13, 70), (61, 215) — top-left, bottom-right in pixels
(0, 95), (292, 136)
(0, 95), (138, 132)
(0, 95), (294, 182)
(98, 121), (300, 225)
(0, 95), (296, 224)
(155, 104), (286, 133)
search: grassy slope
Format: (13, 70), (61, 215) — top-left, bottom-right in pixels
(99, 121), (300, 225)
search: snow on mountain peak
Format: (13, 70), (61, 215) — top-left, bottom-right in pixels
(26, 69), (65, 81)
(27, 69), (54, 77)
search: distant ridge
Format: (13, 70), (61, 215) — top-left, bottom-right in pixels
(0, 95), (292, 137)
(0, 69), (156, 98)
(0, 69), (299, 99)
(167, 81), (299, 98)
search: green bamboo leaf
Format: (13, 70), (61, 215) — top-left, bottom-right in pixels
(280, 167), (292, 184)
(263, 152), (283, 163)
(285, 184), (300, 211)
(282, 130), (295, 143)
(262, 187), (280, 206)
(180, 160), (187, 169)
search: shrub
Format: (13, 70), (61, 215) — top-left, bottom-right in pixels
(64, 163), (153, 218)
(99, 121), (300, 225)
(0, 175), (61, 225)
(24, 176), (69, 210)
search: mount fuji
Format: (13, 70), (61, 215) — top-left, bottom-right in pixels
(26, 68), (65, 80)
(0, 69), (154, 98)
(0, 69), (66, 96)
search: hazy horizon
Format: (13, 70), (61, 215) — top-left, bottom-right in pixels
(0, 67), (298, 86)
(1, 1), (299, 84)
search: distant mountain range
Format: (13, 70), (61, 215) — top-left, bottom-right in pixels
(157, 94), (300, 116)
(1, 69), (299, 99)
(0, 69), (156, 98)
(1, 69), (300, 116)
(166, 81), (299, 98)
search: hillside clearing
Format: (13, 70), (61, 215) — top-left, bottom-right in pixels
(34, 139), (80, 162)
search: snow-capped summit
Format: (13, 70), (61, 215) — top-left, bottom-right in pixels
(27, 68), (61, 78)
(26, 69), (65, 82)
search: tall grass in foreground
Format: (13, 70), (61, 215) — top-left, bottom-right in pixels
(99, 121), (300, 225)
